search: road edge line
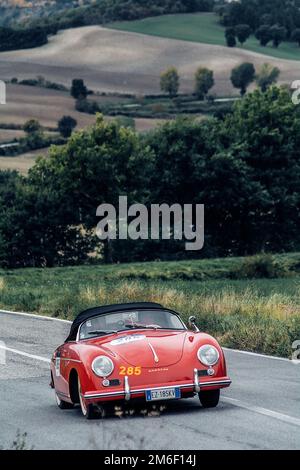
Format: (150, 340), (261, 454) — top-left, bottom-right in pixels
(223, 396), (300, 427)
(0, 343), (50, 363)
(0, 308), (71, 323)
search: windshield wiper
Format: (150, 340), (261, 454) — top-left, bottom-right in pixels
(123, 324), (160, 330)
(87, 330), (117, 335)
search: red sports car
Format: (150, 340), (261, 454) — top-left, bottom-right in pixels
(50, 302), (231, 419)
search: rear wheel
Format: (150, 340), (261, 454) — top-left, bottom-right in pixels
(55, 392), (74, 409)
(199, 389), (220, 408)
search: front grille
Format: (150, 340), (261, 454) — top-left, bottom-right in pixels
(197, 370), (208, 377)
(109, 379), (121, 386)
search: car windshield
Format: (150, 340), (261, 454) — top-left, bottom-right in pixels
(78, 309), (186, 340)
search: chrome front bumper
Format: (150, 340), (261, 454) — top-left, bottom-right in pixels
(84, 371), (231, 401)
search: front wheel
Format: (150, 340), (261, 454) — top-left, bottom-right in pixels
(78, 377), (101, 419)
(199, 389), (220, 408)
(55, 392), (74, 409)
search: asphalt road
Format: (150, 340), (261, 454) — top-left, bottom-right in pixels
(0, 310), (299, 450)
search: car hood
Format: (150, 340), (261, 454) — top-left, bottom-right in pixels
(95, 330), (187, 367)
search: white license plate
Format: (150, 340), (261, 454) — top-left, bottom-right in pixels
(146, 388), (180, 401)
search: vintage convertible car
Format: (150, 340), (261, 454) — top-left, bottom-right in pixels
(50, 302), (231, 418)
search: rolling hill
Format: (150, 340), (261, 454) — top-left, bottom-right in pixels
(0, 25), (298, 96)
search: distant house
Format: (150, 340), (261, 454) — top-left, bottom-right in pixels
(0, 142), (20, 155)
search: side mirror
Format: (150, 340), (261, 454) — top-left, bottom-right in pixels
(188, 315), (199, 332)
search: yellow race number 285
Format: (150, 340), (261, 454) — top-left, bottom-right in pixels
(119, 366), (141, 376)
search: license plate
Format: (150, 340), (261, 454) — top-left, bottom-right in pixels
(146, 388), (180, 401)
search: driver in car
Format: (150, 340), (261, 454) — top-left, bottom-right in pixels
(138, 310), (164, 328)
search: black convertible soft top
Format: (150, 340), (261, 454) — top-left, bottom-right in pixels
(66, 302), (163, 341)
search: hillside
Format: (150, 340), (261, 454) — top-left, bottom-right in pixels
(0, 1), (94, 26)
(110, 12), (300, 61)
(0, 25), (298, 96)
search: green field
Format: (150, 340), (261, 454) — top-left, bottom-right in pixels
(109, 13), (300, 61)
(0, 253), (299, 357)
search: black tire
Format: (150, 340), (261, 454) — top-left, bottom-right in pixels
(55, 392), (74, 409)
(78, 377), (102, 419)
(84, 404), (99, 420)
(199, 389), (220, 408)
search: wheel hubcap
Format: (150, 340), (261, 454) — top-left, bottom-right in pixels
(78, 378), (87, 415)
(55, 393), (61, 406)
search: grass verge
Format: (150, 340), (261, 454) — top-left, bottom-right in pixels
(0, 254), (299, 358)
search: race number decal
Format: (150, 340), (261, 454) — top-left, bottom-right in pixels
(55, 353), (61, 377)
(119, 366), (141, 376)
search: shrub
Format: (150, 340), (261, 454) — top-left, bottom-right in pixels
(230, 254), (289, 279)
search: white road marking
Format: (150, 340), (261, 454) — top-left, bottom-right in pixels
(223, 396), (300, 427)
(0, 343), (50, 364)
(223, 347), (290, 363)
(0, 309), (71, 323)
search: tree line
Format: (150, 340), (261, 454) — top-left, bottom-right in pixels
(217, 0), (300, 49)
(0, 0), (214, 52)
(0, 26), (48, 52)
(21, 0), (214, 36)
(0, 86), (299, 267)
(159, 62), (280, 97)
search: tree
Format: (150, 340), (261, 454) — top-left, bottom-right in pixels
(225, 27), (236, 47)
(23, 119), (41, 135)
(225, 27), (235, 39)
(160, 67), (180, 97)
(58, 115), (77, 138)
(223, 87), (300, 253)
(0, 169), (93, 268)
(71, 79), (88, 99)
(226, 34), (236, 47)
(231, 63), (255, 96)
(270, 25), (286, 48)
(255, 25), (271, 46)
(235, 24), (251, 45)
(194, 67), (214, 99)
(291, 28), (300, 46)
(30, 114), (154, 263)
(255, 63), (280, 92)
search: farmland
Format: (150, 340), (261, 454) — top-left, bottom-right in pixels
(0, 83), (166, 173)
(0, 25), (299, 98)
(110, 12), (300, 62)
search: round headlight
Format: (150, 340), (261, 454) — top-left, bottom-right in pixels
(197, 345), (219, 366)
(92, 356), (114, 377)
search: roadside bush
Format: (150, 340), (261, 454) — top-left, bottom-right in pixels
(19, 78), (68, 91)
(229, 254), (289, 279)
(75, 98), (100, 114)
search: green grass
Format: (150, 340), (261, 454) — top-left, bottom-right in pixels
(0, 253), (299, 357)
(109, 13), (300, 61)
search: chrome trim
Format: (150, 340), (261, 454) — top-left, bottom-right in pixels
(194, 368), (200, 392)
(188, 316), (199, 332)
(197, 345), (220, 366)
(124, 375), (130, 401)
(148, 342), (159, 363)
(56, 390), (70, 399)
(83, 379), (231, 399)
(92, 355), (114, 377)
(60, 358), (82, 363)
